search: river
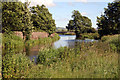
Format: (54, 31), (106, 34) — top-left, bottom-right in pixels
(28, 35), (98, 62)
(53, 35), (98, 48)
(3, 35), (98, 62)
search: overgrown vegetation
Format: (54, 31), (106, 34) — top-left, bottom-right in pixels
(2, 0), (120, 79)
(101, 34), (120, 52)
(2, 33), (24, 55)
(3, 40), (119, 78)
(82, 33), (100, 40)
(2, 33), (60, 55)
(66, 10), (97, 39)
(25, 33), (60, 47)
(97, 1), (120, 37)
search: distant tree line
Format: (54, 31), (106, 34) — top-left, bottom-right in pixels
(2, 1), (56, 40)
(66, 1), (120, 39)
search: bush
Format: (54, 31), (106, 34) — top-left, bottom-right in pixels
(101, 34), (120, 52)
(37, 47), (74, 66)
(2, 33), (24, 55)
(2, 53), (34, 78)
(82, 33), (100, 40)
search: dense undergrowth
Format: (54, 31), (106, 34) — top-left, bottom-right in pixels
(101, 34), (120, 52)
(82, 33), (100, 40)
(2, 33), (60, 55)
(25, 33), (60, 47)
(2, 33), (119, 78)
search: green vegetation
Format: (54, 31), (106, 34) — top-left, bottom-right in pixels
(2, 33), (60, 55)
(66, 10), (97, 39)
(2, 1), (56, 40)
(97, 1), (120, 37)
(31, 5), (56, 35)
(3, 53), (34, 78)
(25, 33), (60, 47)
(2, 33), (24, 55)
(36, 44), (118, 78)
(3, 39), (119, 78)
(82, 33), (99, 40)
(2, 0), (120, 79)
(2, 2), (25, 33)
(101, 34), (120, 52)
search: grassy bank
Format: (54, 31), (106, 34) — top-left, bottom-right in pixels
(25, 33), (60, 47)
(101, 34), (120, 52)
(82, 33), (100, 40)
(35, 42), (118, 78)
(3, 40), (119, 78)
(2, 33), (60, 54)
(2, 34), (119, 78)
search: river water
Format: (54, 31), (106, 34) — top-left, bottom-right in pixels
(28, 35), (98, 62)
(3, 35), (98, 62)
(53, 35), (98, 48)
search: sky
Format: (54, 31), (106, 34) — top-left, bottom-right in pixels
(21, 0), (115, 28)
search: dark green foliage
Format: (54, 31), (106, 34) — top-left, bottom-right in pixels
(101, 34), (120, 52)
(66, 10), (94, 39)
(2, 53), (34, 78)
(2, 2), (24, 33)
(2, 33), (24, 55)
(31, 5), (56, 35)
(22, 2), (33, 40)
(97, 1), (120, 37)
(82, 33), (100, 40)
(37, 47), (75, 66)
(2, 1), (33, 40)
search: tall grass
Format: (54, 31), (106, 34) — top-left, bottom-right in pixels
(2, 34), (119, 78)
(2, 33), (24, 55)
(35, 42), (118, 78)
(82, 33), (100, 40)
(25, 33), (60, 47)
(101, 34), (120, 52)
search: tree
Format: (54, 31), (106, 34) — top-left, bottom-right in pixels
(31, 5), (56, 35)
(22, 2), (33, 40)
(97, 1), (120, 37)
(67, 10), (92, 39)
(66, 20), (75, 31)
(2, 1), (33, 40)
(2, 2), (24, 33)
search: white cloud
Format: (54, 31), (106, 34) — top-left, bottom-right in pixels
(81, 12), (87, 15)
(67, 2), (75, 7)
(27, 0), (56, 7)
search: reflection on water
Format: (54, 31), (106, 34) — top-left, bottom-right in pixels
(53, 35), (98, 48)
(24, 44), (52, 63)
(3, 35), (98, 63)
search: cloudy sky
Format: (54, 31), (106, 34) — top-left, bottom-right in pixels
(21, 0), (115, 28)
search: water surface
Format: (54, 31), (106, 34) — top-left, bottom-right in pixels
(53, 35), (98, 48)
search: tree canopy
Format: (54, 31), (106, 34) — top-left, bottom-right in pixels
(2, 2), (25, 33)
(97, 1), (120, 37)
(66, 10), (93, 38)
(2, 1), (33, 40)
(31, 5), (56, 35)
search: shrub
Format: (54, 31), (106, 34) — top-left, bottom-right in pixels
(101, 34), (120, 52)
(2, 53), (34, 78)
(37, 47), (74, 66)
(82, 33), (99, 40)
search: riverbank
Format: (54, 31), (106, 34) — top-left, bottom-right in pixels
(2, 34), (119, 78)
(57, 32), (100, 40)
(2, 33), (60, 55)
